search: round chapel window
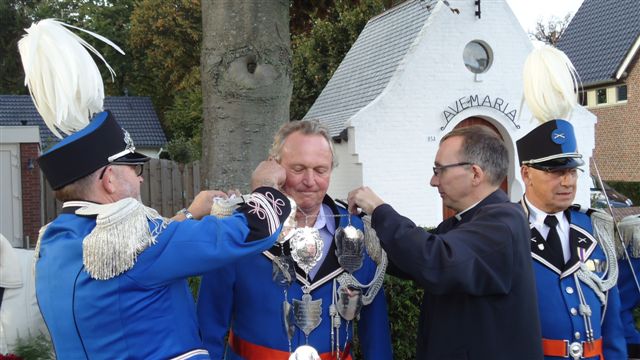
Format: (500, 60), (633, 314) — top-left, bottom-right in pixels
(463, 41), (492, 73)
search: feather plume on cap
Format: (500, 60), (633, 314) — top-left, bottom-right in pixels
(522, 45), (580, 124)
(18, 19), (124, 138)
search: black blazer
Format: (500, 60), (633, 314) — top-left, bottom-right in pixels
(372, 190), (543, 359)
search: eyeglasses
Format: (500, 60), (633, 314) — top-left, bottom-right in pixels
(432, 162), (472, 176)
(99, 163), (144, 180)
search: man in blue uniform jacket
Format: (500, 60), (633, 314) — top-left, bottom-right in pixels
(518, 119), (626, 360)
(517, 45), (625, 360)
(348, 126), (543, 359)
(197, 120), (392, 359)
(20, 19), (292, 360)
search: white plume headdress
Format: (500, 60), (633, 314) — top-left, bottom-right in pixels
(18, 19), (124, 138)
(522, 45), (580, 124)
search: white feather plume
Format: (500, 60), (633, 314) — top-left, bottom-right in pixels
(522, 45), (580, 124)
(18, 19), (125, 138)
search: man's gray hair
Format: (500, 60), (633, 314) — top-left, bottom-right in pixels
(54, 168), (101, 202)
(441, 125), (508, 186)
(269, 120), (337, 168)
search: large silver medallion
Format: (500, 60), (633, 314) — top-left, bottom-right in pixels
(289, 345), (320, 360)
(289, 227), (323, 274)
(335, 225), (365, 273)
(293, 293), (323, 336)
(337, 284), (363, 321)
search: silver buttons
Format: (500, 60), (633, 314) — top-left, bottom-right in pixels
(570, 308), (577, 315)
(566, 286), (574, 294)
(574, 332), (581, 340)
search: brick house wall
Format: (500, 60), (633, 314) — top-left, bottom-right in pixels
(20, 142), (41, 247)
(589, 55), (639, 182)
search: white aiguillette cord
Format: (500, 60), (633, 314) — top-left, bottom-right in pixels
(592, 158), (640, 296)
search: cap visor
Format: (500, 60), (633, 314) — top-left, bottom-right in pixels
(531, 157), (584, 170)
(111, 151), (150, 164)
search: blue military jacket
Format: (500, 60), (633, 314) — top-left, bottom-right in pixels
(619, 255), (640, 356)
(524, 203), (626, 359)
(197, 196), (392, 359)
(36, 191), (289, 360)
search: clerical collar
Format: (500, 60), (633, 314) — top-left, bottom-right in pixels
(455, 200), (481, 221)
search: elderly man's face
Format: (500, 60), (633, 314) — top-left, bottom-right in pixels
(280, 131), (332, 220)
(521, 166), (578, 213)
(430, 136), (474, 212)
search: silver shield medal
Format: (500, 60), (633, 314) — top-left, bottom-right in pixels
(337, 283), (363, 321)
(292, 293), (323, 336)
(335, 225), (365, 273)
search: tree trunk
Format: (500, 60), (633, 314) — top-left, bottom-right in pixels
(200, 0), (292, 191)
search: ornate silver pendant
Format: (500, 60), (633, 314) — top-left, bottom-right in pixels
(289, 227), (323, 274)
(293, 293), (323, 336)
(337, 284), (363, 321)
(272, 255), (296, 287)
(335, 225), (365, 273)
(289, 345), (320, 360)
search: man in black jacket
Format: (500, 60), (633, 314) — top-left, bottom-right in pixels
(348, 125), (543, 359)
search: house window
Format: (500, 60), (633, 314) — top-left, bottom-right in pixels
(617, 85), (627, 102)
(596, 88), (607, 104)
(463, 41), (492, 74)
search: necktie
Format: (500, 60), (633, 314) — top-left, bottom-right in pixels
(544, 215), (565, 270)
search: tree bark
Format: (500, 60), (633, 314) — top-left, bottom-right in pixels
(200, 0), (292, 191)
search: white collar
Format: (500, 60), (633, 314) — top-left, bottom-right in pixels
(455, 200), (481, 221)
(524, 196), (564, 226)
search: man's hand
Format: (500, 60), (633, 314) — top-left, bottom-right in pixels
(173, 190), (228, 221)
(251, 159), (286, 190)
(347, 186), (385, 215)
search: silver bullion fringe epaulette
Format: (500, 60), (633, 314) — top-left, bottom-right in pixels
(618, 215), (640, 258)
(210, 196), (237, 217)
(575, 210), (618, 305)
(33, 222), (51, 275)
(77, 197), (169, 280)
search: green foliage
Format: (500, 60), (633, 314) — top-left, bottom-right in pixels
(385, 276), (422, 359)
(129, 0), (201, 121)
(607, 181), (640, 206)
(12, 333), (54, 360)
(291, 0), (386, 120)
(350, 275), (422, 359)
(0, 0), (39, 94)
(167, 136), (200, 164)
(164, 86), (203, 162)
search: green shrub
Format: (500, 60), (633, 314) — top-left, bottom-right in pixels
(351, 275), (422, 359)
(385, 275), (423, 359)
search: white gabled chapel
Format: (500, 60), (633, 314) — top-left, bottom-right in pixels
(305, 0), (595, 226)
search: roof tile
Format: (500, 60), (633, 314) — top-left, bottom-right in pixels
(0, 95), (167, 148)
